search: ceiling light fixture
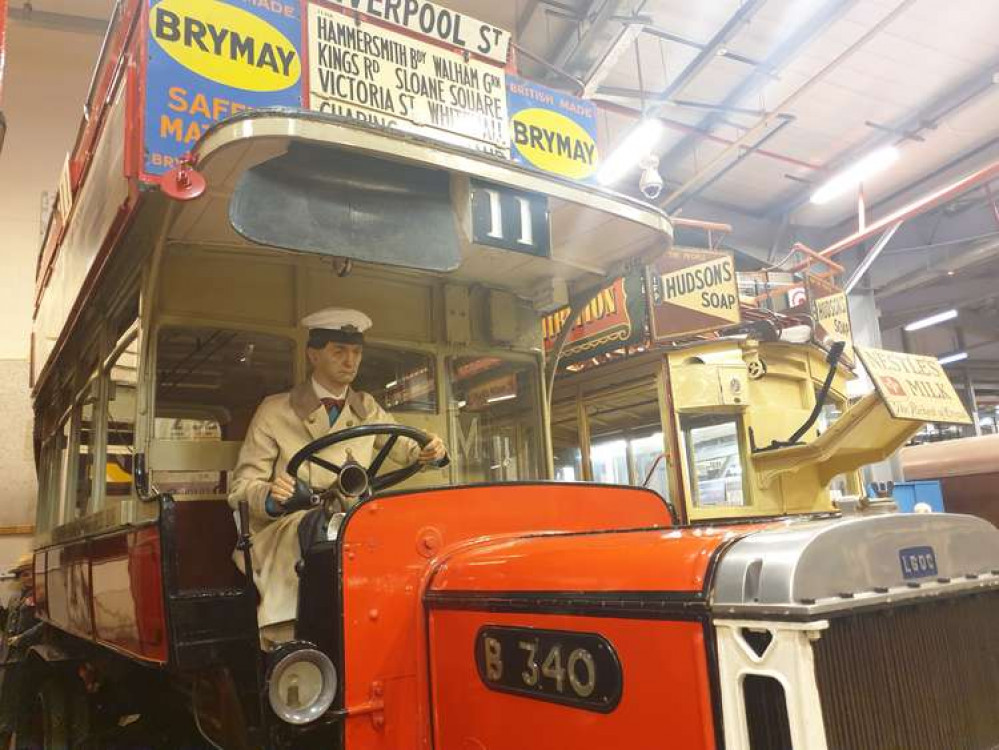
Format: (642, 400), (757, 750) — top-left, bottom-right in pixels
(903, 309), (958, 332)
(937, 351), (968, 366)
(810, 145), (900, 205)
(597, 118), (665, 186)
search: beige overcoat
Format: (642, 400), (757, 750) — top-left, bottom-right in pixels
(228, 381), (419, 629)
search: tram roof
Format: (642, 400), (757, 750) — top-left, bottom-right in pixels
(168, 109), (673, 300)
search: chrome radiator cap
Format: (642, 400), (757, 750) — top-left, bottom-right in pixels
(710, 512), (999, 619)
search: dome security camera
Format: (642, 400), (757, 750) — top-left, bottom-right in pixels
(639, 155), (663, 200)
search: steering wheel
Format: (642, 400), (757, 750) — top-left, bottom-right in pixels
(283, 424), (441, 511)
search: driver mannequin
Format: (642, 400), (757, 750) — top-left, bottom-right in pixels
(228, 308), (446, 647)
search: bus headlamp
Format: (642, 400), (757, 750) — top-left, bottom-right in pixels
(266, 645), (338, 725)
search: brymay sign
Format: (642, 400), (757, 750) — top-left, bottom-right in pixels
(506, 75), (600, 182)
(144, 0), (303, 175)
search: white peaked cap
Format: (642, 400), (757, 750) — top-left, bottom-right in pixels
(300, 308), (373, 333)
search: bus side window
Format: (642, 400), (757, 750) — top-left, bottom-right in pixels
(72, 382), (99, 519)
(55, 417), (72, 527)
(36, 436), (61, 534)
(104, 335), (139, 500)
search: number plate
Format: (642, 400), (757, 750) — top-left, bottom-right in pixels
(475, 626), (622, 712)
(899, 545), (938, 580)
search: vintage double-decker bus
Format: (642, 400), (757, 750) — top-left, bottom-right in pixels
(4, 1), (998, 749)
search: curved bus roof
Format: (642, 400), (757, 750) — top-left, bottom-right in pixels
(33, 107), (673, 391)
(177, 109), (673, 296)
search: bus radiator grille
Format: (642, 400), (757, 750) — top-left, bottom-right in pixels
(813, 591), (999, 750)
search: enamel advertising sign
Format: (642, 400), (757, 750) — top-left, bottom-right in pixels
(808, 275), (855, 365)
(856, 347), (971, 425)
(306, 2), (509, 156)
(542, 274), (645, 365)
(144, 0), (304, 175)
(319, 0), (510, 64)
(646, 248), (741, 341)
(506, 75), (600, 182)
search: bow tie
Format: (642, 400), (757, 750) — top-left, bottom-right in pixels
(320, 397), (346, 427)
(320, 397), (346, 412)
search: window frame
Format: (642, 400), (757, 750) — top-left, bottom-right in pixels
(67, 372), (103, 521)
(34, 286), (140, 542)
(151, 322), (298, 436)
(350, 342), (440, 415)
(679, 412), (752, 511)
(100, 326), (141, 505)
(444, 349), (547, 483)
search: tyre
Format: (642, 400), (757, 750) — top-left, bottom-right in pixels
(13, 670), (89, 750)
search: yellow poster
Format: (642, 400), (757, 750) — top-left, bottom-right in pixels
(813, 291), (854, 363)
(656, 256), (739, 324)
(856, 346), (971, 424)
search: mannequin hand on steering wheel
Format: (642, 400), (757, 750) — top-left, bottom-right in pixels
(269, 424), (448, 514)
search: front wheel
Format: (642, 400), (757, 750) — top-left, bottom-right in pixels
(15, 670), (88, 750)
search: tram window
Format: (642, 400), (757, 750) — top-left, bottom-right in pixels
(631, 432), (669, 499)
(591, 438), (628, 485)
(588, 432), (671, 499)
(554, 449), (583, 481)
(447, 356), (542, 483)
(681, 415), (747, 508)
(352, 347), (437, 413)
(105, 336), (138, 498)
(552, 416), (583, 482)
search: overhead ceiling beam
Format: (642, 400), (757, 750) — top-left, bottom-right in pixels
(816, 159), (999, 263)
(516, 0), (544, 41)
(647, 0), (767, 109)
(548, 0), (613, 74)
(640, 25), (766, 69)
(542, 0), (654, 86)
(656, 0), (858, 177)
(770, 51), (999, 218)
(658, 0), (919, 212)
(668, 114), (796, 213)
(949, 309), (999, 341)
(878, 274), (999, 324)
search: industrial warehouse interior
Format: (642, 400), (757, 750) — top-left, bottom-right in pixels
(0, 0), (997, 748)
